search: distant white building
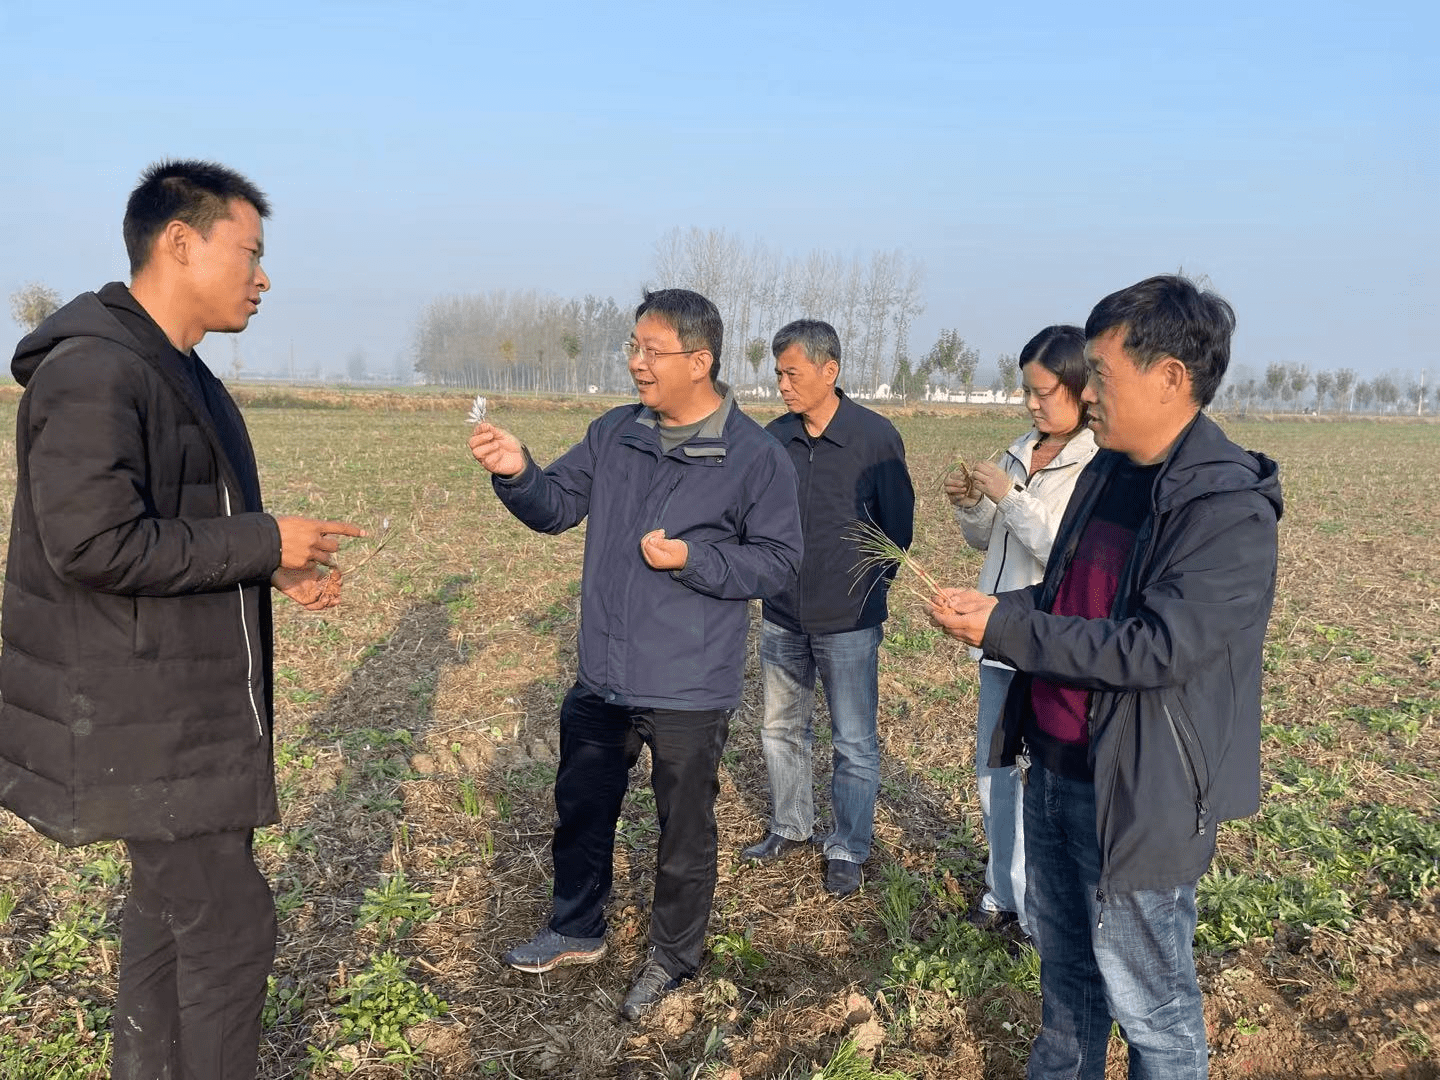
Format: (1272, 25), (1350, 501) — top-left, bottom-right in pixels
(923, 386), (1023, 405)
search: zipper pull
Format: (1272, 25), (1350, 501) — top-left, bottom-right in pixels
(1095, 888), (1105, 930)
(1197, 800), (1208, 836)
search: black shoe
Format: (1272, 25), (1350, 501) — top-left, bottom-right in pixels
(824, 858), (862, 897)
(620, 957), (682, 1021)
(741, 832), (808, 862)
(967, 907), (1020, 935)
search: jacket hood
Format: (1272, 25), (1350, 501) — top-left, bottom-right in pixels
(12, 288), (146, 387)
(1155, 412), (1284, 523)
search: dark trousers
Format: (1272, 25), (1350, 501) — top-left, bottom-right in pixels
(112, 830), (276, 1080)
(549, 683), (730, 979)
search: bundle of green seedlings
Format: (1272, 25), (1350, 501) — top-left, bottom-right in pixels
(844, 519), (943, 608)
(938, 447), (1004, 496)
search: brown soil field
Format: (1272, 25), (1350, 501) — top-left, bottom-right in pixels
(0, 390), (1435, 1079)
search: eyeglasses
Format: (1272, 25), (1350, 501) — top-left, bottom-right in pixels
(623, 339), (700, 362)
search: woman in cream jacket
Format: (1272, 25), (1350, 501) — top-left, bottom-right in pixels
(945, 325), (1097, 937)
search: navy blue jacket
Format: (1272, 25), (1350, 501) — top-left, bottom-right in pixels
(762, 389), (914, 635)
(494, 387), (802, 711)
(984, 412), (1283, 895)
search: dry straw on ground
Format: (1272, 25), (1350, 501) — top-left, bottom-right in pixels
(0, 390), (1435, 1079)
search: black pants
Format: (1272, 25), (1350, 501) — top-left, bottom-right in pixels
(111, 830), (276, 1080)
(549, 683), (730, 979)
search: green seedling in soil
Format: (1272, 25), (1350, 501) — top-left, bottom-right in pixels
(508, 762), (556, 791)
(263, 974), (308, 1030)
(457, 777), (484, 816)
(806, 1037), (918, 1080)
(493, 791), (513, 822)
(0, 1015), (112, 1080)
(1398, 1028), (1432, 1058)
(883, 915), (1036, 1039)
(708, 928), (766, 976)
(274, 879), (306, 920)
(877, 865), (923, 946)
(16, 909), (110, 983)
(1344, 698), (1435, 747)
(275, 738), (316, 771)
(75, 846), (125, 889)
(1270, 757), (1350, 800)
(356, 869), (434, 943)
(330, 951), (448, 1053)
(361, 792), (405, 815)
(0, 889), (15, 924)
(1349, 803), (1440, 899)
(347, 727), (413, 754)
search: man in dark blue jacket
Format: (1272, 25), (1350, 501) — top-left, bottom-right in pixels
(739, 320), (913, 897)
(469, 289), (802, 1020)
(929, 275), (1282, 1079)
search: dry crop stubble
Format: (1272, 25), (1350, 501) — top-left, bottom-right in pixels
(0, 392), (1435, 1079)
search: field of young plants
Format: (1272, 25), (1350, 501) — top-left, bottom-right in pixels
(0, 388), (1435, 1079)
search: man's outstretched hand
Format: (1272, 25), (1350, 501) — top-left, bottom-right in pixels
(275, 516), (365, 570)
(468, 423), (528, 478)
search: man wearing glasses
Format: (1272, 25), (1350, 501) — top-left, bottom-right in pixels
(469, 289), (802, 1020)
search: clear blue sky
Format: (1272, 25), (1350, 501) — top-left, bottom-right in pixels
(4, 0), (1436, 381)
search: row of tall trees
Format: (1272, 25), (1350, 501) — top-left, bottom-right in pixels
(409, 230), (928, 395)
(412, 292), (634, 392)
(650, 227), (926, 393)
(1217, 363), (1436, 415)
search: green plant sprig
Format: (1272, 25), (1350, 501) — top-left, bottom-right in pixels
(844, 519), (942, 607)
(937, 447), (1004, 495)
(340, 516), (396, 578)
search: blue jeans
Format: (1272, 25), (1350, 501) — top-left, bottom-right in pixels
(1024, 762), (1208, 1080)
(976, 664), (1028, 934)
(758, 621), (882, 863)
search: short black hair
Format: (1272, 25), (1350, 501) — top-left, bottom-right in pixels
(771, 319), (841, 368)
(124, 160), (271, 275)
(1019, 324), (1089, 427)
(635, 289), (723, 383)
(1084, 275), (1235, 408)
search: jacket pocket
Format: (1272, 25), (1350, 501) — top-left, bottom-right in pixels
(1163, 693), (1211, 836)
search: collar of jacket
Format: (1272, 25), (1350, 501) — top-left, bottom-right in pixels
(772, 386), (864, 448)
(1005, 425), (1098, 475)
(629, 380), (736, 460)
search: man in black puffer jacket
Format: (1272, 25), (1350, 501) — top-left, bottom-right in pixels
(0, 160), (362, 1080)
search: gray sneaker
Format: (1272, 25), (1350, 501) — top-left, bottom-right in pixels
(502, 926), (606, 974)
